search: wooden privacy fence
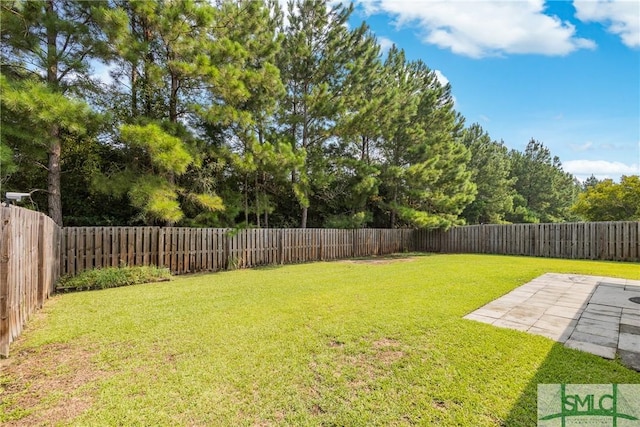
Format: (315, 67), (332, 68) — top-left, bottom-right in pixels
(61, 227), (416, 276)
(2, 213), (638, 357)
(0, 206), (61, 357)
(60, 222), (639, 277)
(417, 222), (640, 262)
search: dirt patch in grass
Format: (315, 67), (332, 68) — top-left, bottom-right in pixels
(372, 338), (400, 348)
(432, 400), (447, 411)
(372, 338), (404, 365)
(377, 350), (404, 365)
(0, 342), (109, 426)
(328, 339), (345, 348)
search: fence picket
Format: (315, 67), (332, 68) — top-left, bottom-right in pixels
(1, 208), (60, 357)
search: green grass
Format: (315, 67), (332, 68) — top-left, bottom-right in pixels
(2, 254), (640, 426)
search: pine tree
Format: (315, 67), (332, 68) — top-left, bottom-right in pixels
(1, 0), (119, 225)
(507, 139), (579, 223)
(377, 48), (475, 229)
(202, 0), (286, 227)
(375, 47), (422, 227)
(276, 0), (355, 228)
(329, 27), (388, 227)
(92, 0), (284, 225)
(460, 124), (515, 224)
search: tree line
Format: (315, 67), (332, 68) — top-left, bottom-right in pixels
(1, 0), (637, 228)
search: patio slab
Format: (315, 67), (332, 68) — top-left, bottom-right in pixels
(464, 273), (640, 372)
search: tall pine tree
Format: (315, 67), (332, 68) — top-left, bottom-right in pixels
(460, 124), (515, 224)
(1, 0), (119, 225)
(276, 0), (355, 228)
(508, 139), (579, 223)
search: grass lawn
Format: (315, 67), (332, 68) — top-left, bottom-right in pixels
(2, 254), (639, 426)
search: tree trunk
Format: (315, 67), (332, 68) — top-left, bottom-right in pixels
(46, 0), (62, 226)
(361, 135), (368, 163)
(169, 69), (178, 123)
(301, 206), (308, 229)
(142, 19), (153, 116)
(243, 173), (249, 225)
(130, 12), (138, 116)
(256, 128), (263, 228)
(47, 127), (63, 226)
(255, 174), (260, 228)
(390, 187), (397, 229)
(131, 64), (138, 116)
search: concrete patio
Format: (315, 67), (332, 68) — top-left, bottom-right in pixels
(464, 273), (640, 371)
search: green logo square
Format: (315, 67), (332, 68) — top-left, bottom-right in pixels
(538, 384), (640, 426)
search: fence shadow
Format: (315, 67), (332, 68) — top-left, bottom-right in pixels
(502, 341), (638, 426)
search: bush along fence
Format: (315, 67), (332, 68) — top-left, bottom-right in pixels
(1, 206), (61, 357)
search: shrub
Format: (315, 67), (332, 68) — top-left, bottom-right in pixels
(57, 265), (171, 292)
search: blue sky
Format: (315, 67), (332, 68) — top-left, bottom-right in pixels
(347, 0), (640, 182)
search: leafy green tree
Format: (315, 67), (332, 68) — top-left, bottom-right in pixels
(328, 28), (390, 228)
(207, 0), (286, 227)
(276, 0), (356, 228)
(92, 0), (284, 225)
(507, 139), (579, 223)
(1, 0), (119, 224)
(582, 174), (601, 190)
(572, 175), (640, 221)
(0, 75), (101, 213)
(0, 143), (18, 184)
(377, 48), (475, 229)
(460, 124), (515, 224)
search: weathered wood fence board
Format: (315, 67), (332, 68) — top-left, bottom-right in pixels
(60, 228), (419, 275)
(418, 222), (639, 262)
(0, 207), (60, 357)
(59, 222), (639, 277)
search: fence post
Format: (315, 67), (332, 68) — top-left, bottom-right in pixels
(224, 230), (230, 270)
(278, 229), (284, 265)
(352, 229), (356, 258)
(0, 208), (11, 357)
(158, 228), (164, 269)
(37, 214), (45, 308)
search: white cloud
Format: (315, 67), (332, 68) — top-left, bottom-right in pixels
(564, 159), (639, 181)
(570, 141), (594, 152)
(357, 0), (596, 58)
(431, 69), (457, 104)
(433, 69), (449, 86)
(574, 0), (640, 48)
(377, 36), (395, 54)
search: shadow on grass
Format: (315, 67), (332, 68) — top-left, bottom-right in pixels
(502, 341), (639, 426)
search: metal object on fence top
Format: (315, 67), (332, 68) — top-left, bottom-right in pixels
(5, 192), (31, 203)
